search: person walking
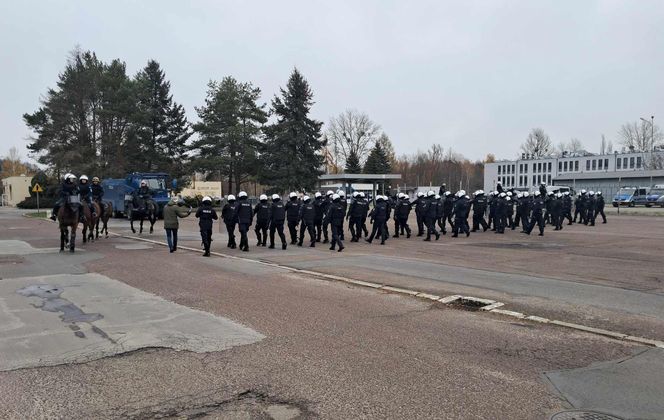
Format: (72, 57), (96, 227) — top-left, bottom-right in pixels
(195, 196), (218, 256)
(163, 196), (192, 253)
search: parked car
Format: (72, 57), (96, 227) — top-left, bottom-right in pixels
(656, 194), (664, 208)
(612, 187), (648, 207)
(643, 185), (664, 207)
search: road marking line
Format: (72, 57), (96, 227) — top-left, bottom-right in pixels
(109, 231), (664, 348)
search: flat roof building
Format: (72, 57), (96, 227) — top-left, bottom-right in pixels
(1, 175), (33, 206)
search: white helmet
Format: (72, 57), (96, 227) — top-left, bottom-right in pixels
(332, 193), (340, 200)
(326, 190), (334, 196)
(427, 190), (435, 197)
(444, 191), (451, 196)
(464, 195), (469, 199)
(289, 192), (297, 198)
(417, 191), (425, 197)
(597, 191), (602, 196)
(359, 192), (366, 198)
(459, 190), (466, 196)
(238, 191), (248, 198)
(352, 191), (359, 198)
(541, 182), (546, 186)
(497, 181), (502, 185)
(556, 193), (562, 198)
(564, 191), (570, 196)
(499, 192), (506, 198)
(202, 196), (212, 202)
(581, 189), (587, 194)
(589, 191), (595, 196)
(315, 191), (322, 198)
(338, 190), (346, 197)
(506, 197), (511, 201)
(517, 192), (523, 198)
(140, 180), (147, 186)
(79, 175), (88, 181)
(272, 194), (280, 200)
(66, 173), (76, 181)
(63, 173), (72, 180)
(376, 195), (384, 201)
(477, 190), (484, 195)
(534, 191), (541, 197)
(506, 191), (512, 196)
(523, 191), (530, 197)
(303, 195), (310, 202)
(227, 194), (236, 201)
(259, 194), (268, 201)
(435, 194), (441, 200)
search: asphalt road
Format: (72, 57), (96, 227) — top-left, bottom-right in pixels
(1, 208), (662, 419)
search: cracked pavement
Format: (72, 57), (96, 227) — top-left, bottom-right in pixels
(0, 208), (662, 419)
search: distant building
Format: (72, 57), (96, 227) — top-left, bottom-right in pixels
(484, 150), (664, 197)
(1, 175), (33, 206)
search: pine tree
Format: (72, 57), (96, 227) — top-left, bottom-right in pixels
(191, 77), (267, 193)
(260, 68), (324, 192)
(344, 150), (362, 173)
(363, 143), (391, 174)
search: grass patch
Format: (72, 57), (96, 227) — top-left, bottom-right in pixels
(25, 211), (48, 218)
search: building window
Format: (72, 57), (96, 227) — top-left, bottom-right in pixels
(533, 175), (536, 185)
(604, 159), (609, 169)
(511, 164), (515, 174)
(558, 162), (562, 172)
(637, 157), (642, 168)
(498, 165), (501, 175)
(575, 161), (579, 171)
(563, 161), (568, 172)
(617, 158), (622, 169)
(586, 160), (590, 171)
(623, 157), (628, 168)
(592, 160), (596, 170)
(512, 176), (515, 186)
(548, 175), (551, 184)
(630, 157), (635, 169)
(523, 164), (527, 173)
(598, 159), (603, 170)
(548, 162), (552, 172)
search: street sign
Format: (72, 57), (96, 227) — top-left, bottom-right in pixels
(32, 183), (43, 193)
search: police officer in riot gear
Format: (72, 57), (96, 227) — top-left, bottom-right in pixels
(51, 173), (80, 220)
(423, 191), (440, 241)
(196, 196), (218, 256)
(320, 190), (333, 243)
(298, 195), (317, 247)
(254, 194), (271, 246)
(269, 194), (288, 250)
(236, 191), (253, 252)
(452, 191), (470, 237)
(441, 191), (455, 234)
(324, 194), (345, 252)
(471, 190), (489, 232)
(222, 194), (238, 249)
(348, 192), (369, 242)
(414, 191), (426, 236)
(285, 192), (301, 244)
(366, 195), (389, 244)
(595, 191), (607, 224)
(313, 192), (325, 242)
(524, 191), (545, 236)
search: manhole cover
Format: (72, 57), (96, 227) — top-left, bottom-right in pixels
(550, 410), (624, 420)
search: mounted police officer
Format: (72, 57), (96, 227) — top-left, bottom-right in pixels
(195, 196), (218, 256)
(78, 175), (96, 219)
(91, 176), (105, 217)
(51, 173), (79, 220)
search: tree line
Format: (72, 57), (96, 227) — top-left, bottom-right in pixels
(24, 48), (325, 194)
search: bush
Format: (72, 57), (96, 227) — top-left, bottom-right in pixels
(181, 195), (200, 208)
(17, 196), (56, 209)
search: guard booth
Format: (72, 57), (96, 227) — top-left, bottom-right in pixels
(318, 174), (402, 203)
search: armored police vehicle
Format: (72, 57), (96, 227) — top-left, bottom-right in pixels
(101, 172), (173, 217)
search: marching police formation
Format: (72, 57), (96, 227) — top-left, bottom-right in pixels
(50, 173), (608, 255)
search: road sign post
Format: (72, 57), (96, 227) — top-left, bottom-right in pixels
(32, 183), (43, 217)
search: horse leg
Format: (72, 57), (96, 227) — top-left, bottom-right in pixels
(70, 228), (76, 253)
(139, 218), (144, 234)
(95, 219), (100, 239)
(149, 215), (154, 234)
(82, 223), (87, 243)
(131, 218), (136, 234)
(60, 228), (65, 252)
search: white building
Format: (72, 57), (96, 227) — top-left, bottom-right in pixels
(1, 175), (33, 206)
(484, 150), (664, 193)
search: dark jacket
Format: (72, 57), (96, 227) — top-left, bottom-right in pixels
(349, 198), (369, 219)
(236, 198), (253, 224)
(424, 197), (437, 219)
(79, 182), (92, 201)
(58, 181), (79, 199)
(254, 202), (271, 222)
(298, 201), (316, 224)
(195, 203), (218, 230)
(369, 200), (389, 222)
(396, 199), (412, 218)
(324, 201), (345, 226)
(313, 197), (325, 221)
(221, 201), (237, 224)
(271, 200), (286, 223)
(285, 199), (301, 222)
(453, 197), (469, 219)
(472, 195), (487, 214)
(443, 195), (454, 215)
(91, 183), (104, 200)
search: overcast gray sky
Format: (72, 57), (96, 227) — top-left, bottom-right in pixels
(2, 0), (663, 163)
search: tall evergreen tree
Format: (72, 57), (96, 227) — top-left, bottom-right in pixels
(363, 142), (392, 174)
(129, 60), (191, 185)
(191, 77), (267, 193)
(344, 150), (362, 173)
(260, 68), (324, 192)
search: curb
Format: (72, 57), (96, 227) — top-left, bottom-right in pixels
(110, 232), (664, 349)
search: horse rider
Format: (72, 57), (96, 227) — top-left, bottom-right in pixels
(132, 180), (153, 209)
(78, 175), (96, 218)
(51, 173), (79, 220)
(91, 176), (105, 217)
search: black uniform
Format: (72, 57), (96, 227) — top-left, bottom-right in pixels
(79, 181), (95, 218)
(525, 195), (545, 236)
(253, 200), (271, 246)
(562, 194), (573, 225)
(269, 198), (287, 249)
(91, 183), (105, 216)
(550, 196), (563, 230)
(348, 196), (369, 242)
(423, 196), (439, 241)
(285, 197), (301, 244)
(222, 200), (238, 248)
(298, 199), (316, 247)
(395, 197), (412, 238)
(587, 195), (597, 226)
(452, 196), (470, 237)
(441, 194), (455, 233)
(313, 196), (325, 242)
(367, 199), (389, 244)
(471, 194), (488, 232)
(195, 202), (218, 256)
(324, 200), (346, 251)
(414, 195), (426, 236)
(494, 196), (507, 234)
(595, 194), (607, 224)
(320, 195), (332, 242)
(236, 197), (253, 251)
(51, 180), (80, 219)
(435, 197), (444, 233)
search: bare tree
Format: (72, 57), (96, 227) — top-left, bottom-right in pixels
(556, 137), (584, 156)
(520, 128), (552, 158)
(1, 147), (31, 177)
(326, 109), (381, 170)
(618, 120), (663, 152)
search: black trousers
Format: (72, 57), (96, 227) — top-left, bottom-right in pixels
(298, 221), (316, 245)
(200, 229), (212, 253)
(453, 217), (469, 236)
(238, 222), (250, 249)
(255, 220), (269, 245)
(563, 209), (573, 224)
(397, 217), (411, 237)
(472, 213), (488, 231)
(349, 217), (363, 240)
(321, 220), (330, 242)
(225, 222), (237, 248)
(441, 213), (454, 232)
(331, 224), (344, 249)
(270, 222), (287, 246)
(596, 208), (606, 223)
(526, 214), (545, 235)
(314, 219), (323, 241)
(415, 212), (424, 235)
(287, 220), (298, 244)
(368, 219), (388, 243)
(360, 217), (369, 237)
(425, 217), (438, 239)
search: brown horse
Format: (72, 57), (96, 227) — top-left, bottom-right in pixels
(95, 201), (113, 239)
(58, 195), (80, 252)
(81, 202), (99, 243)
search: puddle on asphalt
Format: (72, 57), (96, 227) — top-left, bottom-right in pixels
(17, 284), (103, 323)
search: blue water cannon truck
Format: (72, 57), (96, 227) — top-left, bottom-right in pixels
(101, 172), (175, 218)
